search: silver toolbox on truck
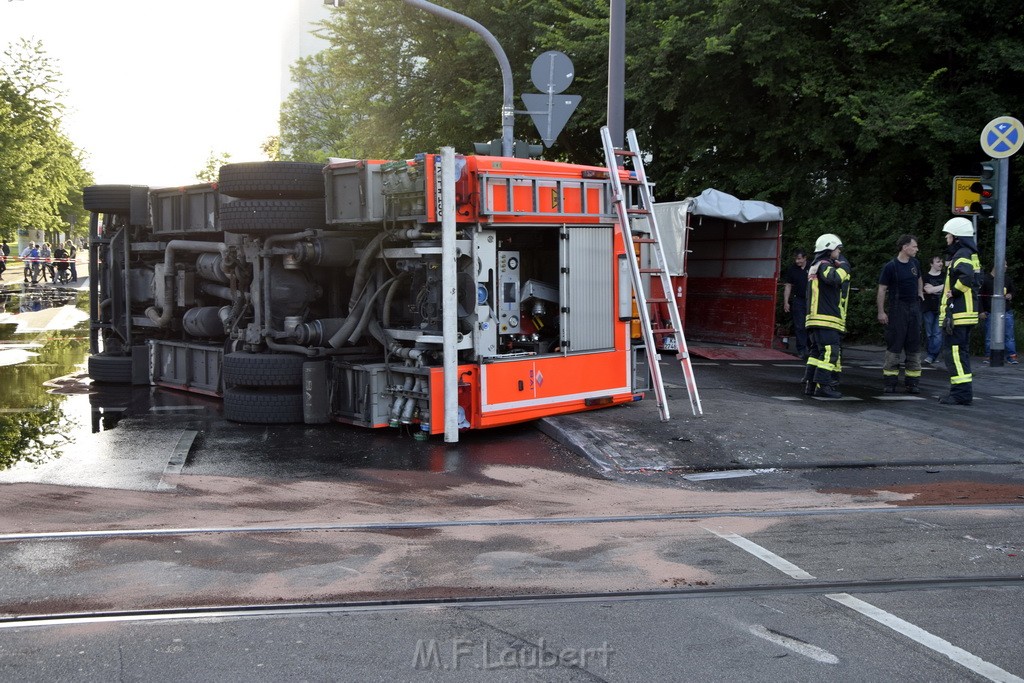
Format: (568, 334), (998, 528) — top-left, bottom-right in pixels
(150, 183), (219, 236)
(324, 160), (386, 225)
(149, 339), (223, 395)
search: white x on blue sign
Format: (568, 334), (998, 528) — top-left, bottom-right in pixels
(980, 116), (1023, 158)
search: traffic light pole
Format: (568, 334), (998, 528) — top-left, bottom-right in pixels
(988, 156), (1009, 367)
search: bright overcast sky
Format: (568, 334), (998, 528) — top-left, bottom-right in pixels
(1, 0), (298, 187)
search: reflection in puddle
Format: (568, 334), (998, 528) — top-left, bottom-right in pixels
(0, 283), (591, 484)
(1, 283), (79, 313)
(0, 283), (90, 470)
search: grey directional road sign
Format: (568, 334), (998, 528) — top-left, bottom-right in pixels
(522, 50), (580, 147)
(522, 93), (581, 147)
(531, 50), (574, 93)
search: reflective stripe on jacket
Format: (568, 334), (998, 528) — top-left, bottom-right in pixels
(939, 246), (981, 327)
(806, 256), (851, 332)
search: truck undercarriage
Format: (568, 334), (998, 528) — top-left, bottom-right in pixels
(85, 156), (648, 437)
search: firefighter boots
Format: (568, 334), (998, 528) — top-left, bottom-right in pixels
(883, 376), (898, 394)
(905, 378), (920, 394)
(813, 383), (843, 399)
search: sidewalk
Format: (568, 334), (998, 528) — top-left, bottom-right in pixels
(539, 344), (1024, 474)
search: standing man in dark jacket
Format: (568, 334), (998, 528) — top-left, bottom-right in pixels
(801, 233), (851, 399)
(782, 248), (809, 358)
(938, 217), (983, 406)
(876, 235), (924, 393)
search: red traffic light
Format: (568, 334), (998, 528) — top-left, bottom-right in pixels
(970, 160), (999, 219)
(970, 181), (994, 198)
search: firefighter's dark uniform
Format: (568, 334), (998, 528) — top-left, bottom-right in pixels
(802, 252), (851, 396)
(879, 257), (923, 392)
(939, 237), (982, 404)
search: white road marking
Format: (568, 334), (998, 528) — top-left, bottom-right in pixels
(748, 624), (839, 664)
(773, 363), (802, 367)
(992, 396), (1024, 400)
(811, 396), (862, 401)
(683, 470), (770, 481)
(826, 593), (1024, 683)
(878, 395), (926, 401)
(704, 529), (815, 580)
(708, 530), (1021, 682)
(772, 396), (804, 401)
(692, 362), (720, 366)
(901, 518), (943, 529)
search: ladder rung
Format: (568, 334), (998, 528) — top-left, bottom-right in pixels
(603, 124), (702, 418)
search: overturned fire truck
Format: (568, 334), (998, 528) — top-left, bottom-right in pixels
(84, 150), (678, 438)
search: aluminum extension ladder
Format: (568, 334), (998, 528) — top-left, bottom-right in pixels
(600, 126), (703, 418)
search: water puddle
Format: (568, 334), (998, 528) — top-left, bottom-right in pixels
(0, 282), (591, 488)
(0, 283), (90, 470)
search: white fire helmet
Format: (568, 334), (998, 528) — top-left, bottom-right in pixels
(942, 216), (974, 238)
(814, 233), (842, 253)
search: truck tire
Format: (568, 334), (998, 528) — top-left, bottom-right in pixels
(83, 185), (133, 214)
(223, 352), (306, 388)
(88, 353), (133, 384)
(220, 198), (326, 234)
(218, 162), (324, 199)
(222, 387), (304, 424)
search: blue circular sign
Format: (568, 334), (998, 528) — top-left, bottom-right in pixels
(980, 116), (1023, 158)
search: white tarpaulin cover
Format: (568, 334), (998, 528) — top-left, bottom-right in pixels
(646, 189), (783, 275)
(688, 188), (784, 223)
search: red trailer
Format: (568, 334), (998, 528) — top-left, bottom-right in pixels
(646, 189), (784, 354)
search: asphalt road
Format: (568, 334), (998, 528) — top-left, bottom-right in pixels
(0, 345), (1022, 681)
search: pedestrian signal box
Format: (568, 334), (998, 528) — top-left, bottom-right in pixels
(951, 175), (981, 215)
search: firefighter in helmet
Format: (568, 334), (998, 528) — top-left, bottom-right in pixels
(801, 233), (852, 398)
(938, 217), (982, 405)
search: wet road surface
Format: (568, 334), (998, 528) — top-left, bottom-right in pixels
(1, 284), (1023, 681)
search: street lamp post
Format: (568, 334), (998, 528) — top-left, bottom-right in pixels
(404, 0), (515, 157)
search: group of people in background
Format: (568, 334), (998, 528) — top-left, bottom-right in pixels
(8, 240), (79, 285)
(783, 217), (1016, 407)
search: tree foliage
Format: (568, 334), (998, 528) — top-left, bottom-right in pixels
(195, 150), (232, 183)
(0, 40), (92, 240)
(280, 0), (548, 161)
(279, 0), (1024, 341)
